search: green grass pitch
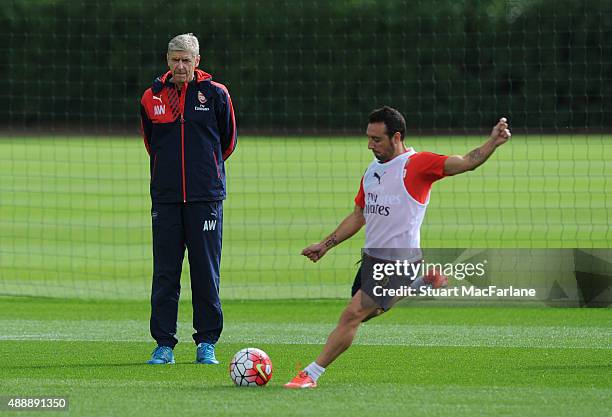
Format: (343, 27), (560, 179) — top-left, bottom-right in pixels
(1, 134), (610, 299)
(0, 298), (610, 416)
(0, 135), (611, 416)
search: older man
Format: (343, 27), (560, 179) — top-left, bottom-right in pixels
(140, 33), (237, 365)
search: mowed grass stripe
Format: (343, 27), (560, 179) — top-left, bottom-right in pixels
(3, 342), (610, 388)
(0, 377), (609, 415)
(1, 297), (610, 325)
(1, 319), (610, 349)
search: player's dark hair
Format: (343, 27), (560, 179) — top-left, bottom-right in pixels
(368, 106), (406, 141)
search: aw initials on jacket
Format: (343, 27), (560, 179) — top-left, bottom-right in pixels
(140, 69), (237, 203)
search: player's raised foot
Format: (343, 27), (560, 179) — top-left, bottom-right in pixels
(424, 270), (449, 289)
(147, 345), (175, 364)
(196, 342), (219, 364)
(284, 371), (318, 389)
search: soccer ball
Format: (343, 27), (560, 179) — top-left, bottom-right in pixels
(229, 348), (273, 387)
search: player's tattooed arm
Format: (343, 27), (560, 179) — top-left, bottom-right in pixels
(301, 206), (365, 262)
(467, 148), (484, 163)
(323, 234), (338, 248)
(444, 117), (511, 175)
(322, 205), (364, 248)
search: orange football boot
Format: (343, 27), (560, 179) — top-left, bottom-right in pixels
(284, 371), (317, 389)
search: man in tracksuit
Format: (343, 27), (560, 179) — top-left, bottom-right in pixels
(139, 33), (237, 365)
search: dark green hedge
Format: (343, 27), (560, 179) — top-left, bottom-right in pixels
(2, 0), (610, 132)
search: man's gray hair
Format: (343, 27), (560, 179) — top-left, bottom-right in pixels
(167, 33), (200, 57)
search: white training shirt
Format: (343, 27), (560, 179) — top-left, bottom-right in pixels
(355, 149), (448, 260)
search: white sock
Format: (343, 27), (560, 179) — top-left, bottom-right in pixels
(304, 361), (326, 382)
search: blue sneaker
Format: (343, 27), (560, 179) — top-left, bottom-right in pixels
(195, 342), (219, 364)
(147, 345), (175, 365)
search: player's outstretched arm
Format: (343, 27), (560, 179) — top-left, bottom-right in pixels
(301, 205), (365, 263)
(443, 117), (511, 176)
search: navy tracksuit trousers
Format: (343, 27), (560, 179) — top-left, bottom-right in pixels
(150, 201), (223, 348)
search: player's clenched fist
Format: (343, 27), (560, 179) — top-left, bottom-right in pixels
(301, 243), (329, 262)
(490, 117), (511, 146)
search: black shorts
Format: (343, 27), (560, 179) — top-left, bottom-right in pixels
(351, 265), (363, 297)
(351, 253), (420, 311)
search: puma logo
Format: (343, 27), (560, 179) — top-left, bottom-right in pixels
(373, 171), (386, 184)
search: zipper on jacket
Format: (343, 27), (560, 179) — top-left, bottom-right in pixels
(180, 115), (186, 202)
(178, 83), (187, 203)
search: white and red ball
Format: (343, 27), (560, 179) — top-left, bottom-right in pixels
(229, 348), (273, 387)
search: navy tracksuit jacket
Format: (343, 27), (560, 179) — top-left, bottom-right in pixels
(140, 69), (237, 347)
